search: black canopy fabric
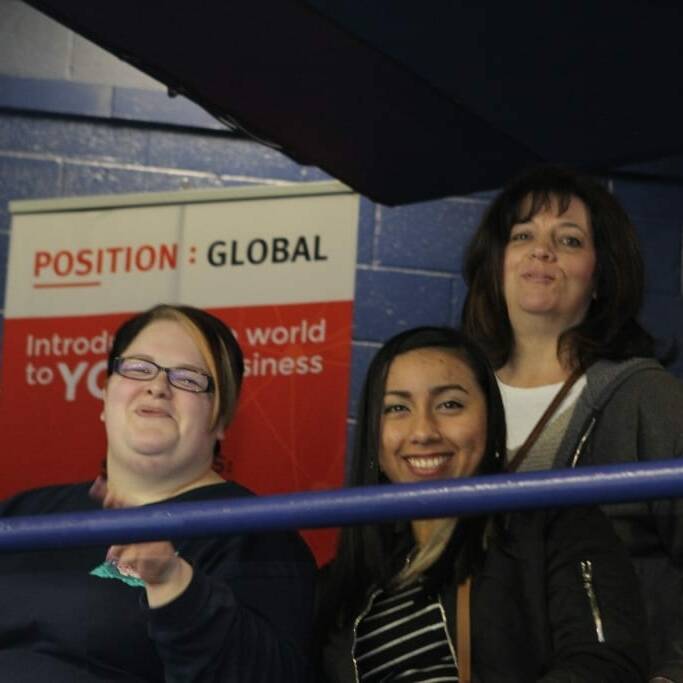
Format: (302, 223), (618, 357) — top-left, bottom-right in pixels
(23, 1), (683, 205)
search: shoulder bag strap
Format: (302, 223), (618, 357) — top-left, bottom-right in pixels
(507, 366), (584, 473)
(456, 576), (472, 683)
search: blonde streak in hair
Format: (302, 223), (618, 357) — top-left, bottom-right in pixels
(150, 306), (237, 429)
(188, 325), (230, 431)
(394, 518), (458, 588)
(216, 338), (237, 427)
(164, 310), (223, 430)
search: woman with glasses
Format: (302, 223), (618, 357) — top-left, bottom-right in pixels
(0, 304), (315, 682)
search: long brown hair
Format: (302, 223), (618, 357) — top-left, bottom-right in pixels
(462, 165), (659, 370)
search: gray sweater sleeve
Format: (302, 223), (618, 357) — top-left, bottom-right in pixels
(581, 365), (683, 681)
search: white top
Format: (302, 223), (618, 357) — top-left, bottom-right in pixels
(496, 376), (587, 450)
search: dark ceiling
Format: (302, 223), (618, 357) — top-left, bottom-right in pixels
(24, 0), (683, 205)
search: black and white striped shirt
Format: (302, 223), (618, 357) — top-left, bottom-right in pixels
(353, 578), (458, 682)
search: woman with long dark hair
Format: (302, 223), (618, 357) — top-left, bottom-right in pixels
(317, 326), (647, 682)
(462, 166), (683, 681)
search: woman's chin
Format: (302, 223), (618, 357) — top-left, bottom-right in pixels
(517, 300), (560, 317)
(123, 438), (177, 460)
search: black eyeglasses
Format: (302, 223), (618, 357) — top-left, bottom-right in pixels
(112, 356), (214, 393)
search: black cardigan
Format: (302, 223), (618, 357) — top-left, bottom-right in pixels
(0, 480), (315, 682)
(318, 505), (648, 682)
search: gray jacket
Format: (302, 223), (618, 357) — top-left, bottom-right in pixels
(554, 358), (683, 681)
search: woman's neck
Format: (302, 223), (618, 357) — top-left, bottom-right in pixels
(498, 332), (574, 387)
(411, 519), (443, 547)
(105, 462), (223, 506)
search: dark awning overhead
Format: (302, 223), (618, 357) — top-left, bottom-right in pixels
(23, 1), (683, 205)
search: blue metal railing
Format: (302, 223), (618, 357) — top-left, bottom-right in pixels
(1, 459), (682, 552)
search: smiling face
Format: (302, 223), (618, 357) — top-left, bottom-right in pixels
(503, 194), (596, 334)
(102, 319), (224, 487)
(379, 348), (488, 484)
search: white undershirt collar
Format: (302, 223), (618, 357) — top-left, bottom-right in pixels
(496, 375), (587, 450)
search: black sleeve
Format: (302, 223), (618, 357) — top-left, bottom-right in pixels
(539, 506), (649, 683)
(146, 536), (316, 682)
(0, 483), (95, 517)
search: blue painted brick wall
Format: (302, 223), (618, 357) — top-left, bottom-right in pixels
(1, 107), (682, 467)
(377, 198), (486, 272)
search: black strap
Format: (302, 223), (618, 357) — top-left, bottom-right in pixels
(507, 366), (584, 473)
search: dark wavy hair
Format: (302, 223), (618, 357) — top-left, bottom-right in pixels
(106, 303), (244, 471)
(462, 165), (661, 370)
(319, 326), (506, 628)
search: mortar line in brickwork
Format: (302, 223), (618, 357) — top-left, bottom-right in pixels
(351, 340), (382, 348)
(442, 196), (490, 205)
(0, 151), (276, 186)
(0, 151), (62, 164)
(0, 152), (321, 190)
(215, 176), (300, 186)
(371, 203), (382, 265)
(56, 158), (65, 196)
(59, 157), (239, 179)
(356, 263), (455, 278)
(65, 30), (75, 81)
